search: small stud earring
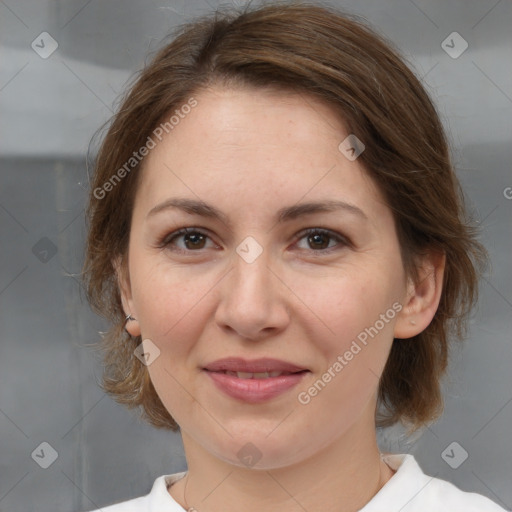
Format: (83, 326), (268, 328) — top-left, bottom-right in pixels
(124, 314), (137, 335)
(410, 319), (417, 325)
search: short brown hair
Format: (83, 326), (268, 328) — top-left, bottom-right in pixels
(82, 2), (487, 433)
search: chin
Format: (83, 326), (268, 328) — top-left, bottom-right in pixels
(201, 426), (318, 470)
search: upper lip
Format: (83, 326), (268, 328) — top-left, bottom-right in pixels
(203, 357), (308, 373)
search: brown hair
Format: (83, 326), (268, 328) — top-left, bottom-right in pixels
(82, 2), (487, 433)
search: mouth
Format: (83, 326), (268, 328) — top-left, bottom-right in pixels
(208, 369), (308, 379)
(203, 356), (308, 374)
(202, 358), (310, 403)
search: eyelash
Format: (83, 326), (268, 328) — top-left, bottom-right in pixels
(158, 227), (350, 255)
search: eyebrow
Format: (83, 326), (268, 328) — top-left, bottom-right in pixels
(146, 197), (368, 226)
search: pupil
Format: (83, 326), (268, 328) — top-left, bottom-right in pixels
(186, 233), (204, 248)
(309, 233), (328, 249)
(182, 232), (330, 250)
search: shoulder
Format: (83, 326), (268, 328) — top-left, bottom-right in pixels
(361, 453), (507, 512)
(83, 472), (187, 512)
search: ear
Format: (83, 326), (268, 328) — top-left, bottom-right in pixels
(112, 255), (141, 337)
(394, 250), (446, 339)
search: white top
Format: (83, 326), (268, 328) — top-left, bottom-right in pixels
(87, 453), (507, 511)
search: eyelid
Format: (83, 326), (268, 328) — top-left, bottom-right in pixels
(159, 226), (351, 253)
(159, 227), (216, 250)
(293, 227), (350, 252)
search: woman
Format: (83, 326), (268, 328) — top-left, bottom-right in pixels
(82, 2), (505, 511)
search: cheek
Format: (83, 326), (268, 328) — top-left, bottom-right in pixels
(294, 283), (398, 425)
(290, 269), (399, 416)
(292, 269), (397, 358)
(131, 253), (213, 340)
(129, 257), (219, 388)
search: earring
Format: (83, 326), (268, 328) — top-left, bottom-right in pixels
(125, 314), (137, 335)
(410, 319), (417, 325)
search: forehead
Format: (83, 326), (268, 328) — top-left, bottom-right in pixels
(175, 86), (348, 151)
(134, 86), (387, 222)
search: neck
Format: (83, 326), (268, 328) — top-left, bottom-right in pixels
(169, 406), (395, 512)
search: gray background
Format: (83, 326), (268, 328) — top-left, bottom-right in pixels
(0, 0), (511, 511)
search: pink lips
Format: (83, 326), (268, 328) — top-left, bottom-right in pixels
(203, 357), (309, 403)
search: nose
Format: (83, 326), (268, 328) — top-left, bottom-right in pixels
(214, 246), (290, 341)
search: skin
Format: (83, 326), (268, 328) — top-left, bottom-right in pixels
(117, 86), (445, 512)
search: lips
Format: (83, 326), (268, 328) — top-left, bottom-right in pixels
(203, 357), (309, 403)
(203, 357), (308, 374)
(222, 370), (295, 379)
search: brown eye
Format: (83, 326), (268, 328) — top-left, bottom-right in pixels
(307, 232), (330, 250)
(181, 231), (207, 249)
(295, 228), (348, 252)
(162, 228), (214, 252)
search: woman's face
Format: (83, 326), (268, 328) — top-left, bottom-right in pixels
(120, 86), (414, 468)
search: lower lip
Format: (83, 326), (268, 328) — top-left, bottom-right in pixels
(204, 370), (308, 403)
